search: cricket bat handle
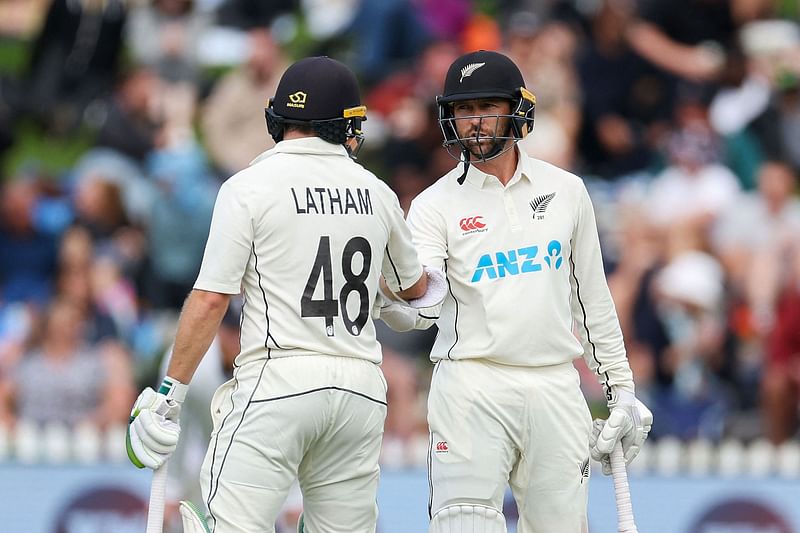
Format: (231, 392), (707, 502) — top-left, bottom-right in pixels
(611, 443), (638, 533)
(147, 462), (168, 533)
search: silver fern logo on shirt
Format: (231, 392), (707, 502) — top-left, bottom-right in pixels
(530, 192), (556, 220)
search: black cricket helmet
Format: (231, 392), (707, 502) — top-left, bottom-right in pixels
(437, 50), (536, 162)
(265, 56), (367, 157)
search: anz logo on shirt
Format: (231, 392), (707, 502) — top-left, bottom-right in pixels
(471, 240), (564, 283)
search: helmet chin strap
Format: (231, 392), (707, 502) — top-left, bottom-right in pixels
(457, 150), (471, 185)
(457, 136), (510, 185)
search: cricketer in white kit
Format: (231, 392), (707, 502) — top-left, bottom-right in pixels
(127, 56), (446, 533)
(382, 50), (653, 533)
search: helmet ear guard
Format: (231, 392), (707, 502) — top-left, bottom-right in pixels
(313, 105), (366, 145)
(436, 95), (459, 146)
(265, 99), (285, 142)
(510, 87), (536, 139)
(264, 100), (367, 158)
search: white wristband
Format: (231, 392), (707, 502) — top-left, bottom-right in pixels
(158, 376), (188, 403)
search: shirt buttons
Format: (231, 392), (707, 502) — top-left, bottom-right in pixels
(503, 190), (520, 230)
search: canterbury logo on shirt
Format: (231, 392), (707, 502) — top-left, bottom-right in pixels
(459, 216), (486, 232)
(471, 239), (563, 282)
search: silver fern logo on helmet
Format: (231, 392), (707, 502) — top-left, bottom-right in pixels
(459, 62), (486, 83)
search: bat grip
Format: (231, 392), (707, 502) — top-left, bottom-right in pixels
(147, 462), (168, 533)
(611, 443), (638, 533)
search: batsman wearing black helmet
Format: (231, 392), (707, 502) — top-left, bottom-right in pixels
(127, 56), (447, 533)
(397, 50), (653, 532)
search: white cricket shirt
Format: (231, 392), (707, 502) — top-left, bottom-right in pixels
(407, 149), (634, 394)
(195, 137), (423, 366)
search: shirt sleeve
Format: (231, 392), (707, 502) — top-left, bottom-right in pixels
(404, 194), (448, 329)
(569, 183), (635, 401)
(406, 194), (448, 270)
(382, 191), (424, 293)
(194, 180), (253, 294)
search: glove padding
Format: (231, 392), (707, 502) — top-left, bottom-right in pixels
(590, 390), (652, 475)
(126, 387), (181, 469)
(407, 266), (447, 309)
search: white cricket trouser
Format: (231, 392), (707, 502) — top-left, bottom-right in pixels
(200, 354), (388, 532)
(427, 359), (592, 533)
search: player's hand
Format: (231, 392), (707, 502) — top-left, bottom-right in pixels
(589, 419), (613, 474)
(408, 266), (447, 309)
(126, 379), (187, 469)
(590, 390), (652, 474)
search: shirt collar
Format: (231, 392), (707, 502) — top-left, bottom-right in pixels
(462, 147), (534, 188)
(250, 137), (349, 165)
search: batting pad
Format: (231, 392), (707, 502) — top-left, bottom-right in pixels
(179, 500), (211, 533)
(430, 504), (507, 533)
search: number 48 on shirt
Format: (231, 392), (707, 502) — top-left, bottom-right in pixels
(301, 235), (372, 337)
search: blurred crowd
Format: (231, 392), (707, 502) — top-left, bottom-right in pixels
(0, 0), (799, 476)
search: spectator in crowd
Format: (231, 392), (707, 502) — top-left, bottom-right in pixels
(94, 67), (163, 163)
(0, 298), (134, 428)
(144, 143), (217, 309)
(72, 148), (158, 231)
(645, 92), (741, 235)
(0, 180), (60, 305)
(55, 227), (120, 343)
(762, 243), (800, 443)
(126, 0), (211, 84)
(201, 28), (288, 176)
(576, 0), (667, 179)
(713, 161), (800, 330)
(626, 0), (743, 85)
(754, 70), (800, 172)
(650, 250), (731, 439)
(19, 0), (126, 132)
(55, 225), (141, 348)
(707, 16), (800, 184)
(345, 0), (433, 85)
(73, 176), (130, 247)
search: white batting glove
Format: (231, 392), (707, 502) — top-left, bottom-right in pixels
(590, 390), (652, 475)
(589, 419), (612, 475)
(126, 377), (187, 470)
(407, 266), (447, 309)
(376, 292), (419, 332)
